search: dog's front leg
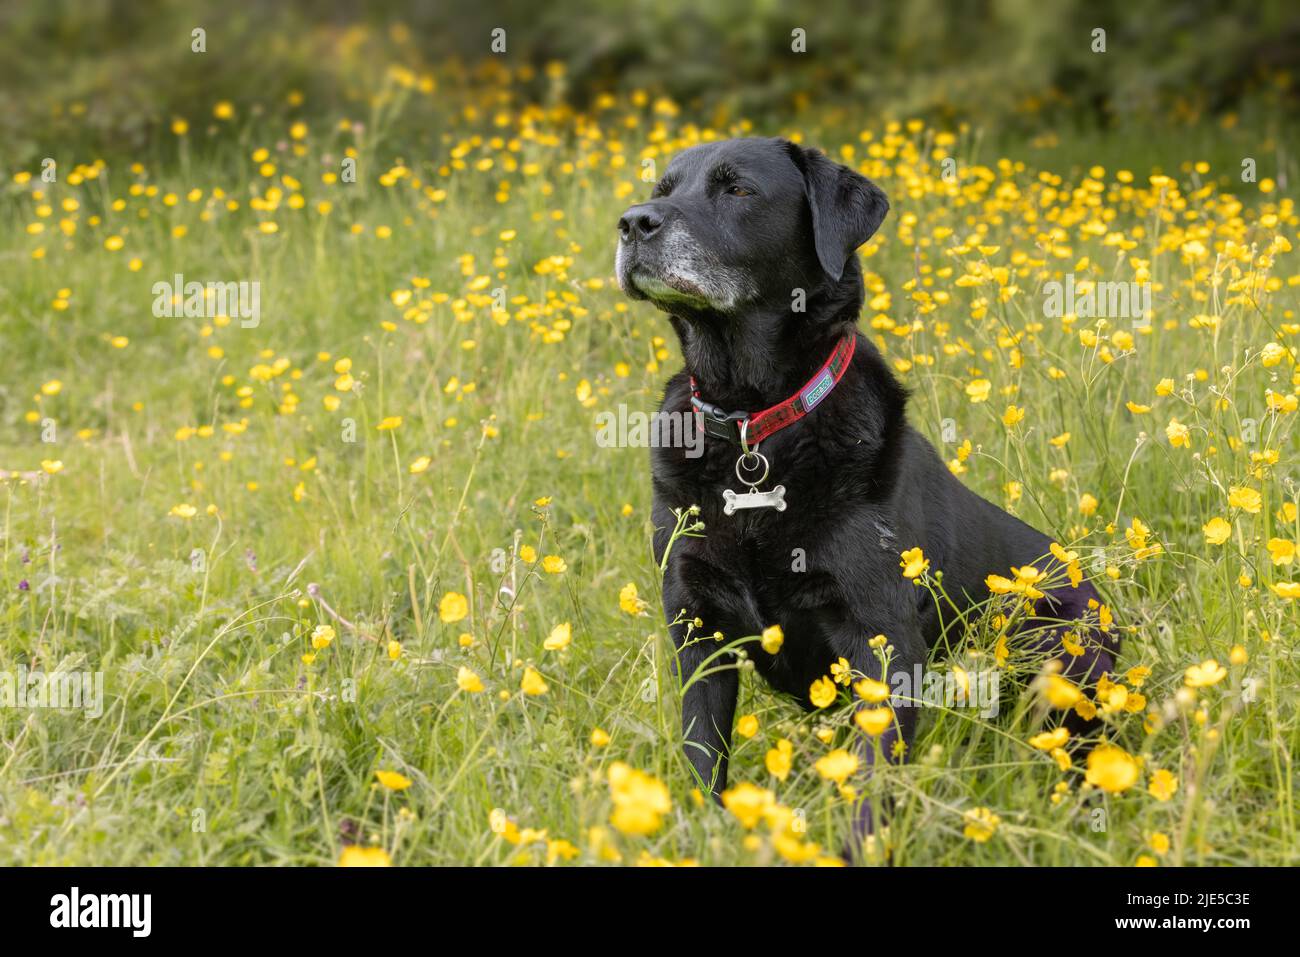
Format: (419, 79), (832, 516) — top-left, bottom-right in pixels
(673, 627), (740, 798)
(659, 553), (757, 799)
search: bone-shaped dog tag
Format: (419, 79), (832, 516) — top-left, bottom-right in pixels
(722, 485), (787, 515)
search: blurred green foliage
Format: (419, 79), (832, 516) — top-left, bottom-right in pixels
(2, 0), (1296, 159)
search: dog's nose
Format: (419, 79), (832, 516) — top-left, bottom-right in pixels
(618, 205), (665, 242)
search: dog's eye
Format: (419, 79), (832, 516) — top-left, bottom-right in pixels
(653, 179), (675, 197)
(725, 185), (753, 197)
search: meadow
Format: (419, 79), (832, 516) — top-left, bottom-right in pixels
(1, 60), (1297, 866)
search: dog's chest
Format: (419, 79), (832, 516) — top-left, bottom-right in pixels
(659, 432), (909, 698)
(674, 433), (865, 572)
(701, 478), (859, 630)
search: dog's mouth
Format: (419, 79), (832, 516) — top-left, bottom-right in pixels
(628, 270), (711, 304)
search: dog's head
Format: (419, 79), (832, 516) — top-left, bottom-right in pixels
(615, 137), (888, 318)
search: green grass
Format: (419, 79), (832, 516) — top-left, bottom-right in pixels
(1, 75), (1297, 866)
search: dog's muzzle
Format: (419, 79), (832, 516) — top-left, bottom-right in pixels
(615, 203), (751, 311)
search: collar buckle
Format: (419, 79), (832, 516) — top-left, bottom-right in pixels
(691, 397), (748, 445)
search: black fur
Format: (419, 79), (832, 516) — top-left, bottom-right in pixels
(616, 137), (1119, 835)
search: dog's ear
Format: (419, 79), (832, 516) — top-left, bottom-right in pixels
(785, 142), (889, 283)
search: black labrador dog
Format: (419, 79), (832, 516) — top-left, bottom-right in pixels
(615, 137), (1118, 827)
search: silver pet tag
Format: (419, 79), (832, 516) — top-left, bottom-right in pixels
(723, 485), (787, 514)
(723, 449), (786, 514)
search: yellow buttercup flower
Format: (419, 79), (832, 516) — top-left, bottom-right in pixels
(721, 782), (775, 829)
(761, 624), (784, 653)
(813, 748), (858, 784)
(310, 624), (335, 650)
(994, 634), (1010, 668)
(619, 582), (648, 615)
(607, 762), (671, 836)
(439, 591), (468, 623)
(375, 770), (412, 791)
(1266, 539), (1296, 566)
(338, 846), (391, 867)
(899, 547), (929, 579)
(1085, 744), (1139, 793)
(765, 739), (793, 781)
(1227, 486), (1261, 514)
(1012, 565), (1046, 598)
(1042, 674), (1082, 709)
(1126, 665), (1151, 687)
(854, 707), (893, 736)
(1049, 542), (1078, 564)
(543, 622), (572, 651)
(1202, 517), (1232, 545)
(963, 807), (1000, 842)
(735, 714), (759, 738)
(1147, 769), (1178, 801)
(520, 667), (548, 695)
(1029, 727), (1070, 751)
(809, 676), (837, 709)
(456, 666), (484, 693)
(854, 677), (891, 703)
(546, 839), (579, 864)
(829, 656), (853, 685)
(1184, 659), (1226, 687)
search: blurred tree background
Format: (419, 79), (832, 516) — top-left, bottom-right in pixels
(1, 0), (1296, 161)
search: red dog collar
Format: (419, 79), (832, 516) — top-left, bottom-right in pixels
(690, 333), (857, 448)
